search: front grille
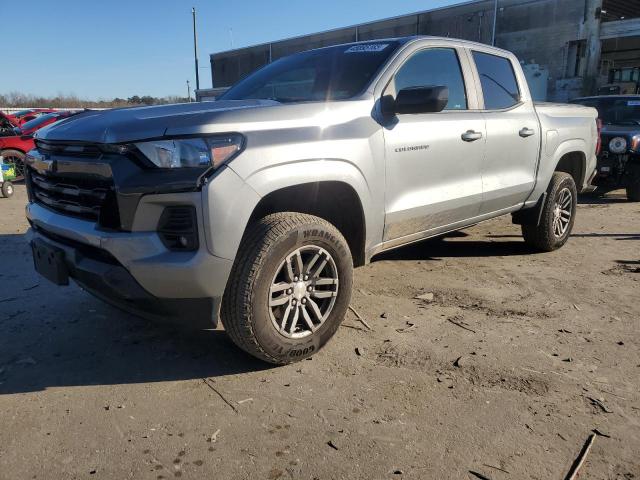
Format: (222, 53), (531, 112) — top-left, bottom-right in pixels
(26, 141), (122, 227)
(601, 135), (614, 153)
(30, 171), (108, 219)
(35, 139), (101, 157)
(27, 166), (120, 227)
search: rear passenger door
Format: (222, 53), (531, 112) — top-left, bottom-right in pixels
(471, 50), (541, 214)
(381, 46), (486, 243)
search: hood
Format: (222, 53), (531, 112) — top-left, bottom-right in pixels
(601, 124), (640, 137)
(35, 99), (373, 144)
(36, 100), (282, 144)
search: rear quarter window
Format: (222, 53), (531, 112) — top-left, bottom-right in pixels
(472, 51), (520, 110)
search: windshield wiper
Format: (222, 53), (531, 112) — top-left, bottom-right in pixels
(265, 96), (308, 103)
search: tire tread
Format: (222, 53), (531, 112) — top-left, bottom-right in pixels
(522, 172), (576, 252)
(221, 212), (349, 364)
(626, 182), (640, 202)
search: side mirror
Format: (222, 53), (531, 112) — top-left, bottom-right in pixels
(393, 85), (449, 115)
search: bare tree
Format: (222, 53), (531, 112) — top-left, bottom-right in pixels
(0, 92), (191, 109)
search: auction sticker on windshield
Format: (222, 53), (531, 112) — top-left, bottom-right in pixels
(345, 44), (389, 53)
(628, 101), (640, 106)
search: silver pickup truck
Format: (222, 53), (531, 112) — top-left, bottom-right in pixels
(25, 37), (598, 364)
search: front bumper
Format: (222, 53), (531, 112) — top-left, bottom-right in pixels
(26, 201), (234, 329)
(592, 152), (640, 189)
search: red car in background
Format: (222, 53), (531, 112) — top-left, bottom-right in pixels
(4, 108), (57, 125)
(0, 111), (77, 179)
(0, 111), (18, 135)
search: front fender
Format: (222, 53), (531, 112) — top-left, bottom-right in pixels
(202, 159), (378, 262)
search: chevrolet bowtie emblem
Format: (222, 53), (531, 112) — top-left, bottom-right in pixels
(25, 153), (56, 174)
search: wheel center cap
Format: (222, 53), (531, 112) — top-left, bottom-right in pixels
(293, 282), (306, 301)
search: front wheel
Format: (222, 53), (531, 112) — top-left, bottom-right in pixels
(522, 172), (577, 252)
(221, 212), (353, 364)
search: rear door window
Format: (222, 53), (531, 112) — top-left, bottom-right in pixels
(472, 51), (521, 110)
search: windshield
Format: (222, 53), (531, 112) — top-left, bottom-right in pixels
(219, 41), (400, 103)
(21, 113), (61, 131)
(14, 109), (35, 117)
(571, 97), (640, 126)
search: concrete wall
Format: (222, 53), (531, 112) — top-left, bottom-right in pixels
(209, 0), (637, 101)
(413, 0), (591, 100)
(494, 0), (590, 101)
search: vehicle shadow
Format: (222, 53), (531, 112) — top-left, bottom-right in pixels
(578, 191), (629, 204)
(616, 260), (640, 273)
(373, 231), (536, 262)
(486, 233), (640, 240)
(0, 233), (272, 395)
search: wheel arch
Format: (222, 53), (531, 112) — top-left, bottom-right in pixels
(248, 181), (367, 267)
(0, 147), (27, 155)
(554, 150), (586, 189)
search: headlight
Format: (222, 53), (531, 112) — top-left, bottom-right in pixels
(631, 134), (640, 152)
(608, 136), (627, 154)
(134, 134), (244, 169)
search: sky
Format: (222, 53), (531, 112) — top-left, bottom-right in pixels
(0, 0), (466, 100)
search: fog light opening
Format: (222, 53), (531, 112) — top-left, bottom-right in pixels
(157, 206), (199, 252)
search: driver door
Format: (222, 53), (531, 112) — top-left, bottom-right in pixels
(382, 46), (485, 243)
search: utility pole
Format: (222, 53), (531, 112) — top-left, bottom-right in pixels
(192, 7), (200, 91)
(187, 80), (192, 102)
(491, 0), (498, 46)
(583, 0), (603, 95)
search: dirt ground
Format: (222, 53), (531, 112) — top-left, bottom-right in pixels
(0, 184), (638, 480)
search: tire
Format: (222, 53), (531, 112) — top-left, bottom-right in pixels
(522, 172), (577, 252)
(221, 212), (353, 365)
(1, 181), (14, 198)
(626, 181), (640, 202)
(1, 149), (26, 180)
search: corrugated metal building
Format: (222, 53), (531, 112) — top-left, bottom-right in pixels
(209, 0), (640, 101)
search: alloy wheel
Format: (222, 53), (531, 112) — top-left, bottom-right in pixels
(552, 187), (572, 238)
(268, 245), (339, 339)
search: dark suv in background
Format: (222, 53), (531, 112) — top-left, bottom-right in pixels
(571, 95), (640, 201)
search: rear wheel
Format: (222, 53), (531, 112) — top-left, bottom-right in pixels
(522, 172), (577, 251)
(221, 212), (353, 364)
(1, 149), (26, 180)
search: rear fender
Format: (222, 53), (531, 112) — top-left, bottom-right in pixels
(527, 138), (590, 204)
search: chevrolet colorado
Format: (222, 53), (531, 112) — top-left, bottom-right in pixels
(25, 37), (598, 364)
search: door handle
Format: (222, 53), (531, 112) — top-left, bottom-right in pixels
(461, 130), (483, 142)
(519, 127), (535, 138)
